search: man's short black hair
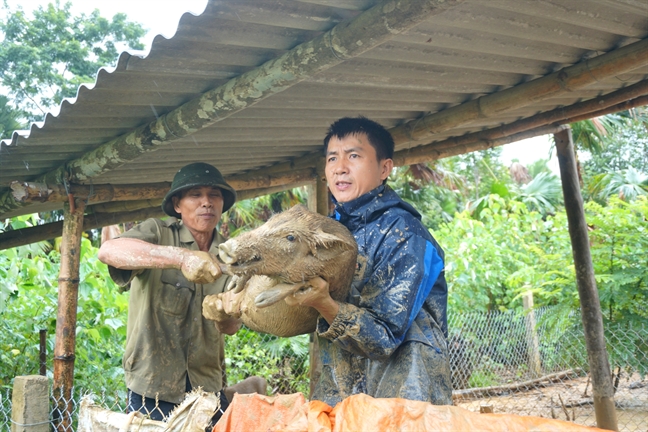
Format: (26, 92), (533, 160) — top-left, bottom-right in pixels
(324, 116), (395, 161)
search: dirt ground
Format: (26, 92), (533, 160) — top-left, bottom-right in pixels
(455, 374), (648, 431)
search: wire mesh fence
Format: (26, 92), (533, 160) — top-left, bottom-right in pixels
(0, 307), (645, 431)
(448, 307), (648, 431)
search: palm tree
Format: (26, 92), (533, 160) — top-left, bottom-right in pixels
(514, 172), (562, 215)
(591, 167), (648, 202)
(567, 114), (628, 186)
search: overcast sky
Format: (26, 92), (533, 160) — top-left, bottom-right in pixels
(5, 0), (556, 170)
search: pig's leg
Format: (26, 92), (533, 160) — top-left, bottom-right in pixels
(227, 274), (252, 294)
(254, 281), (309, 308)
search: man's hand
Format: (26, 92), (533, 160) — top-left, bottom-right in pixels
(203, 290), (243, 321)
(203, 291), (243, 335)
(284, 277), (339, 324)
(180, 250), (222, 284)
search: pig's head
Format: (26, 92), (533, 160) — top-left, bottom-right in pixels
(218, 205), (357, 298)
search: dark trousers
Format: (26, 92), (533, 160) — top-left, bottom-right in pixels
(127, 376), (229, 424)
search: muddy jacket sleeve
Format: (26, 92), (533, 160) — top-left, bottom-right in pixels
(318, 222), (444, 360)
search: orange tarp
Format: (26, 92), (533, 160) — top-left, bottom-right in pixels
(213, 393), (607, 432)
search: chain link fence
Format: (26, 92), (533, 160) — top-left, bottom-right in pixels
(1, 307), (645, 431)
(448, 307), (647, 431)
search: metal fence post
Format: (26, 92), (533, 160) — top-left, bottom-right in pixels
(11, 375), (50, 432)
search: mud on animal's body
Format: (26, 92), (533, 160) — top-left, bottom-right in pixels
(204, 205), (358, 337)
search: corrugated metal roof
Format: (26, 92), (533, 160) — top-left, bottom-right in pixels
(1, 0), (647, 218)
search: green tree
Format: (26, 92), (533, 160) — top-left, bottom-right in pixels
(0, 1), (146, 125)
(0, 95), (24, 139)
(451, 148), (508, 201)
(582, 116), (648, 175)
(0, 236), (129, 405)
(389, 161), (465, 229)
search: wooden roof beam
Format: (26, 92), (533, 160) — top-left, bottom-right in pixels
(5, 86), (645, 251)
(252, 39), (648, 174)
(0, 0), (465, 217)
(9, 168), (316, 207)
(0, 179), (314, 251)
(389, 38), (648, 145)
(228, 79), (648, 177)
(394, 96), (648, 166)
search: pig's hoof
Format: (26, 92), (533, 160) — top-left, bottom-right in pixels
(227, 275), (249, 294)
(254, 288), (287, 308)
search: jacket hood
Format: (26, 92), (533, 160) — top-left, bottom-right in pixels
(333, 184), (422, 231)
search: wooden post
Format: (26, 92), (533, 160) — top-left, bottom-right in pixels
(308, 162), (330, 399)
(305, 183), (317, 213)
(11, 375), (50, 432)
(522, 292), (542, 378)
(554, 127), (618, 431)
(52, 198), (86, 432)
(315, 160), (330, 217)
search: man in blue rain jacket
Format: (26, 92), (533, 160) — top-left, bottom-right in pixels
(285, 116), (453, 406)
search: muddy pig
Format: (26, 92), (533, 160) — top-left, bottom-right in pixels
(203, 205), (357, 337)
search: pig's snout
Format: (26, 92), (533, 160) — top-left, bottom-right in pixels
(219, 241), (238, 264)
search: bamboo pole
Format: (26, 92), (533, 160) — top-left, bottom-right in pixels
(228, 168), (316, 192)
(52, 199), (86, 432)
(9, 169), (316, 206)
(415, 81), (648, 153)
(315, 160), (330, 217)
(562, 94), (648, 124)
(0, 181), (315, 250)
(90, 199), (163, 213)
(389, 39), (648, 145)
(207, 78), (648, 181)
(308, 162), (329, 399)
(554, 127), (618, 431)
(452, 369), (583, 401)
(0, 0), (465, 217)
(9, 181), (171, 205)
(393, 123), (567, 166)
(0, 207), (164, 251)
(392, 91), (648, 166)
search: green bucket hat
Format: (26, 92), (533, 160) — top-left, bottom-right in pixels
(162, 162), (237, 218)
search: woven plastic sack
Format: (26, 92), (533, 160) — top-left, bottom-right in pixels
(213, 392), (608, 432)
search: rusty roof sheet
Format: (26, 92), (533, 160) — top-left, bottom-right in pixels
(1, 0), (647, 217)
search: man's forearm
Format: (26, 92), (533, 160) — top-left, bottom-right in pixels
(98, 238), (185, 270)
(316, 298), (340, 325)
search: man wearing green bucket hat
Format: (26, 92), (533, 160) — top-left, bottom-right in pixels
(99, 162), (242, 421)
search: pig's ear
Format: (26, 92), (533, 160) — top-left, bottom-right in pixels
(313, 229), (348, 249)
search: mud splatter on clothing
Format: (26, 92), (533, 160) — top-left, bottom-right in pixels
(108, 217), (230, 404)
(313, 185), (452, 406)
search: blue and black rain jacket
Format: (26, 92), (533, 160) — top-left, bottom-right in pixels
(312, 184), (453, 406)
